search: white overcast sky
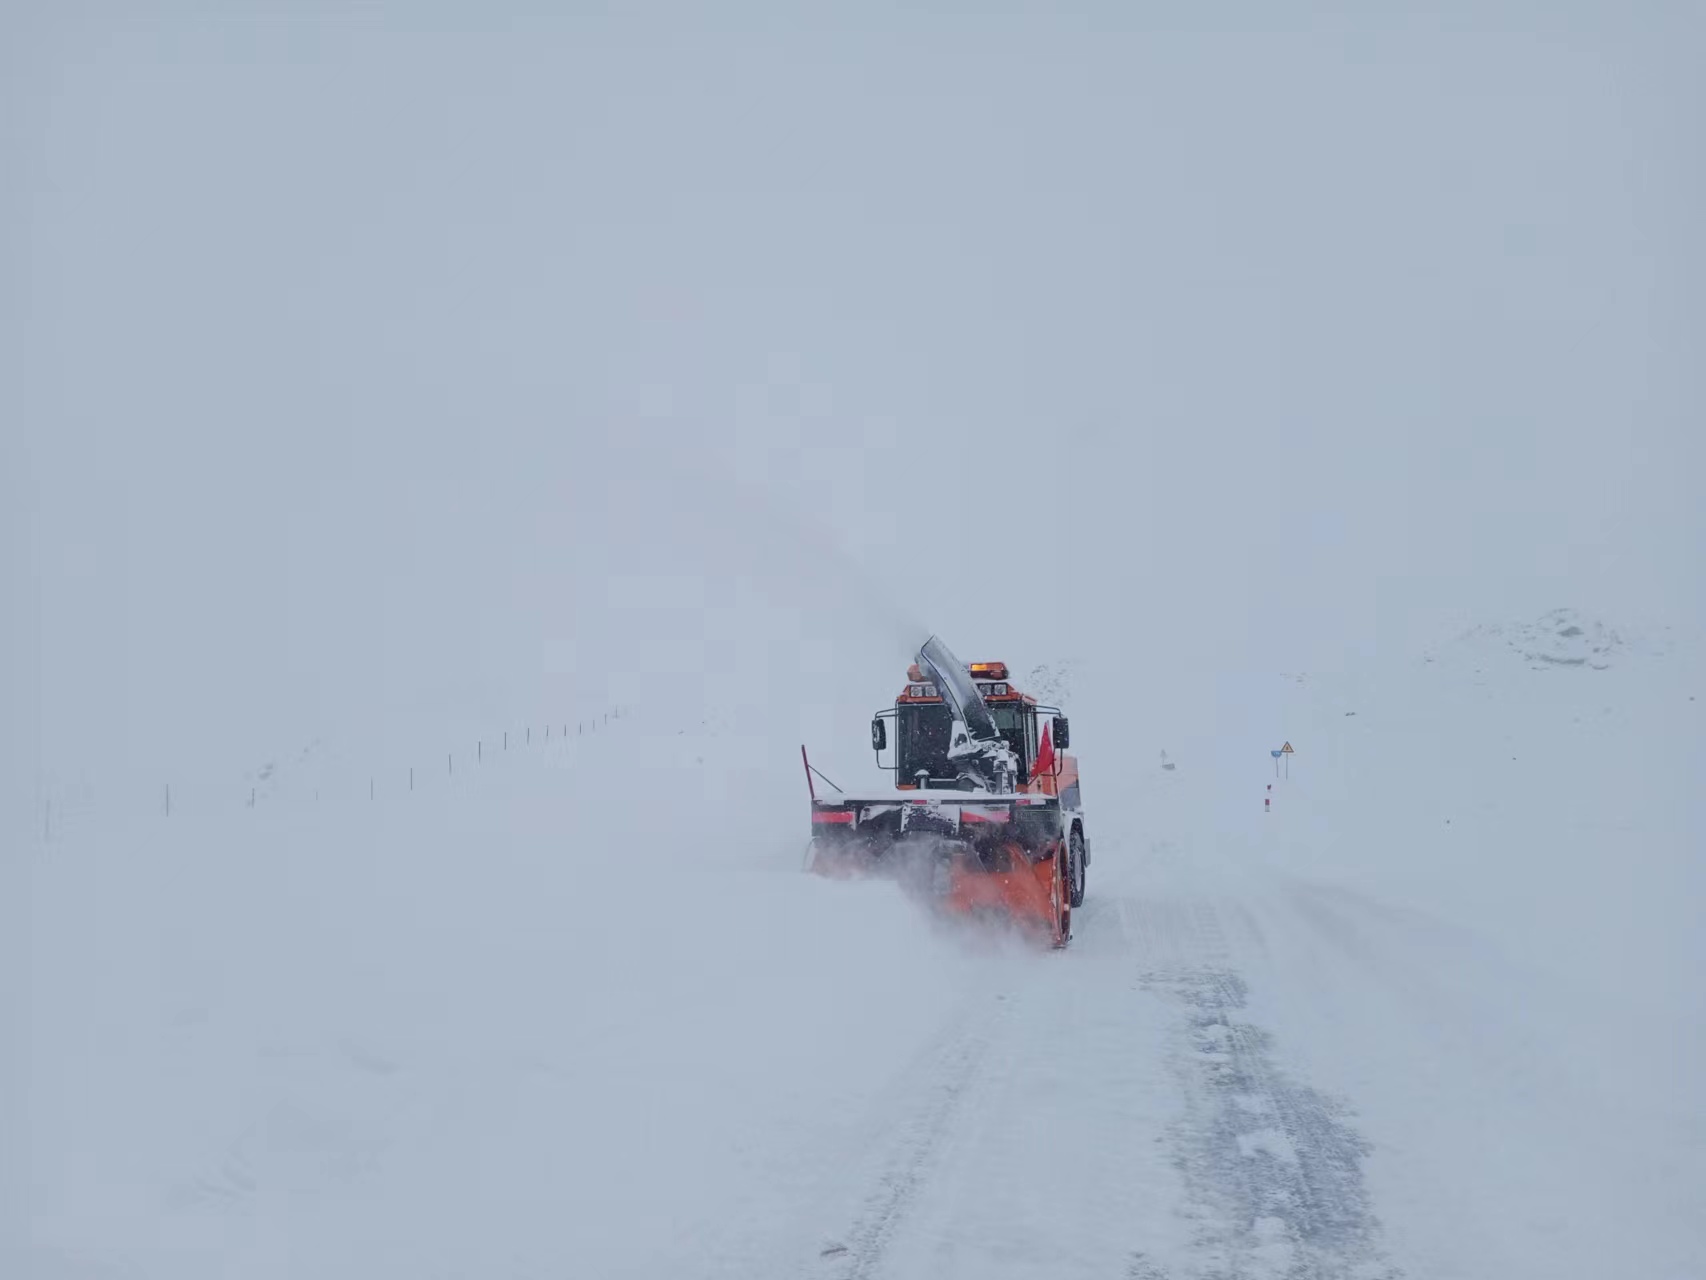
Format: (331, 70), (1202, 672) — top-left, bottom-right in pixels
(7, 4), (1701, 812)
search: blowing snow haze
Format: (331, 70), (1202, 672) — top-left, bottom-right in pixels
(8, 7), (1704, 1280)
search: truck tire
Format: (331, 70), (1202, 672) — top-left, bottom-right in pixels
(1051, 844), (1071, 949)
(1068, 827), (1086, 909)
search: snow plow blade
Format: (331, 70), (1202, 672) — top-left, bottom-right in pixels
(807, 796), (1071, 947)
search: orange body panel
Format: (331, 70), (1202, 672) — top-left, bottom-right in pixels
(945, 844), (1068, 948)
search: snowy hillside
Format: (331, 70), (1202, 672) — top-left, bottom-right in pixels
(22, 611), (1703, 1279)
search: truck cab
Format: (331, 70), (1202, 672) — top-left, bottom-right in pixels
(865, 657), (1088, 907)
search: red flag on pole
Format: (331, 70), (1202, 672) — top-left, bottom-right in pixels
(1032, 722), (1055, 780)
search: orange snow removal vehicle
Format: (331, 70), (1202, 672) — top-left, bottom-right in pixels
(803, 636), (1088, 947)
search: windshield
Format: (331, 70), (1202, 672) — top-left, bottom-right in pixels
(989, 704), (1035, 781)
(901, 702), (1035, 786)
(897, 702), (956, 785)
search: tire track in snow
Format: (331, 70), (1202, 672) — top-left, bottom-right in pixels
(816, 986), (1017, 1280)
(1138, 897), (1401, 1280)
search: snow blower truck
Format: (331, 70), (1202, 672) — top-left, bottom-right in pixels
(803, 636), (1089, 948)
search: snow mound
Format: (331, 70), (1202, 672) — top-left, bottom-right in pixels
(1508, 608), (1623, 668)
(1438, 609), (1626, 671)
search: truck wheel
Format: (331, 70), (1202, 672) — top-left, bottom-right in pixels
(1068, 828), (1086, 909)
(1050, 846), (1070, 949)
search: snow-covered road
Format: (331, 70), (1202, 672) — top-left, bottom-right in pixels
(22, 616), (1704, 1279)
(796, 867), (1401, 1280)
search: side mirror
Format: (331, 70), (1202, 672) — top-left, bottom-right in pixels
(1052, 716), (1070, 750)
(871, 719), (887, 751)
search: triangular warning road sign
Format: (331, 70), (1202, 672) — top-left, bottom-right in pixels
(1280, 741), (1295, 753)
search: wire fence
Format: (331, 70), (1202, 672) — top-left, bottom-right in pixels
(35, 705), (632, 845)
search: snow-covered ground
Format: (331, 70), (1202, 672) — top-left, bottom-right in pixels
(21, 610), (1704, 1279)
(13, 8), (1703, 1278)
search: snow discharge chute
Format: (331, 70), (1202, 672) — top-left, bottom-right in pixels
(917, 635), (998, 743)
(917, 634), (1020, 794)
